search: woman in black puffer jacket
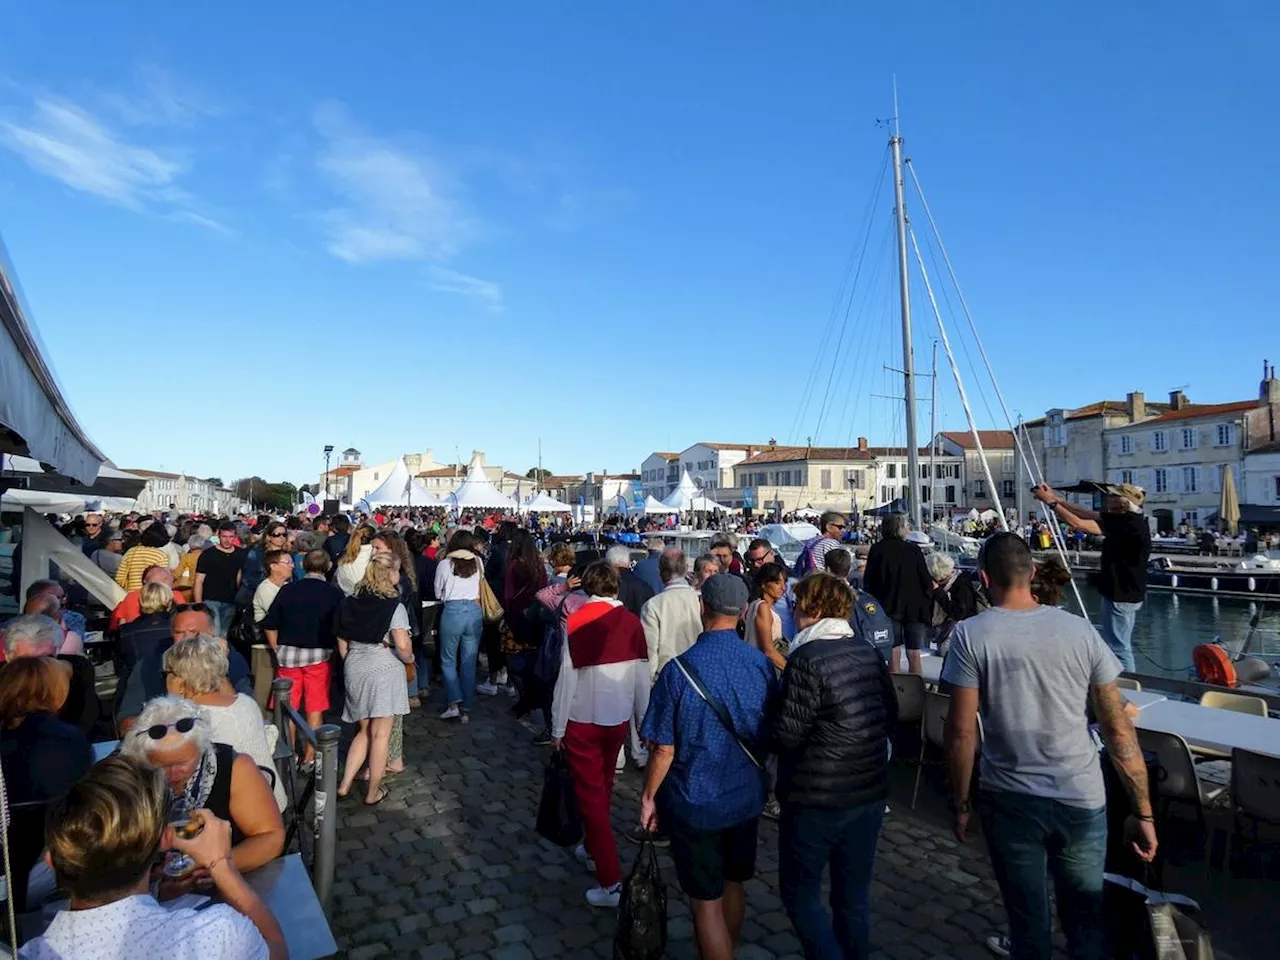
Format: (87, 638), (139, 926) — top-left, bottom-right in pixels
(773, 572), (898, 959)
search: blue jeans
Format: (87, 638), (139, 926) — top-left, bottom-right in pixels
(978, 790), (1108, 960)
(778, 801), (884, 959)
(204, 600), (237, 640)
(439, 600), (481, 709)
(1100, 598), (1141, 671)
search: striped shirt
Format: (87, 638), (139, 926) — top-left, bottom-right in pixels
(114, 547), (171, 591)
(811, 537), (844, 572)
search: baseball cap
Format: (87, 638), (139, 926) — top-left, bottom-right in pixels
(701, 573), (748, 617)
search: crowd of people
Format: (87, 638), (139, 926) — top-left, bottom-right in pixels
(0, 492), (1163, 959)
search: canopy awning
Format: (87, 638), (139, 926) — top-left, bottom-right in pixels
(0, 237), (103, 484)
(643, 495), (680, 515)
(864, 498), (909, 517)
(0, 454), (147, 501)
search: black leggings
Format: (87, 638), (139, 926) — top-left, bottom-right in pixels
(482, 621), (506, 678)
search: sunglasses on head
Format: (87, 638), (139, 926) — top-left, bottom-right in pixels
(138, 717), (201, 741)
(173, 602), (212, 614)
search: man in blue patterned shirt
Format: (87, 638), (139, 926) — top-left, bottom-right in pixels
(640, 574), (778, 960)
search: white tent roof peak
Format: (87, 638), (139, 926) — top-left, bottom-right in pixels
(445, 459), (515, 510)
(660, 469), (731, 511)
(360, 457), (435, 507)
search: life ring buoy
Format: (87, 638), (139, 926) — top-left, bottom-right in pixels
(1194, 644), (1238, 688)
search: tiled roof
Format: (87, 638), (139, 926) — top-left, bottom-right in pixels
(648, 452), (680, 461)
(1024, 399), (1171, 426)
(124, 468), (181, 479)
(938, 430), (1016, 450)
(1145, 399), (1257, 423)
(694, 442), (766, 452)
(739, 446), (875, 465)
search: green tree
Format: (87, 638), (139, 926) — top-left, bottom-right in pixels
(525, 467), (552, 482)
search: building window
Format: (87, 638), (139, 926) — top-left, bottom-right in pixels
(1152, 431), (1167, 452)
(921, 485), (930, 503)
(920, 464), (929, 479)
(1154, 468), (1168, 493)
(1216, 423), (1236, 446)
(845, 469), (864, 490)
(820, 469), (831, 490)
(881, 486), (891, 502)
(945, 485), (956, 503)
(886, 463), (896, 479)
(1274, 476), (1280, 501)
(1001, 480), (1015, 498)
(1001, 455), (1014, 475)
(974, 480), (986, 498)
(1120, 469), (1134, 485)
(373, 472), (380, 481)
(1120, 435), (1133, 454)
(1182, 466), (1199, 493)
(1183, 509), (1199, 527)
(1181, 428), (1197, 450)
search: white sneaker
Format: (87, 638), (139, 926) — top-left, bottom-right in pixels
(986, 934), (1011, 957)
(460, 712), (469, 725)
(476, 681), (500, 697)
(615, 753), (626, 773)
(573, 844), (595, 872)
(502, 684), (518, 697)
(585, 883), (621, 908)
(494, 668), (508, 686)
(439, 704), (461, 721)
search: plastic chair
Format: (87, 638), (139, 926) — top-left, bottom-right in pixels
(1225, 748), (1280, 875)
(892, 674), (926, 726)
(1115, 677), (1142, 691)
(1137, 728), (1228, 870)
(1199, 690), (1269, 717)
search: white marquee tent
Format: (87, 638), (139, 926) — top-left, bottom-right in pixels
(443, 457), (516, 510)
(661, 469), (732, 512)
(519, 492), (571, 513)
(643, 495), (680, 515)
(360, 458), (437, 507)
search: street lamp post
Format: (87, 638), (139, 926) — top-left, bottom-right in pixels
(323, 445), (334, 502)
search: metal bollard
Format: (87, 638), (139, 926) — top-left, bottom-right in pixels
(270, 677), (292, 737)
(313, 723), (342, 914)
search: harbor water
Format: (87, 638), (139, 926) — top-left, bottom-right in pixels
(1069, 580), (1280, 680)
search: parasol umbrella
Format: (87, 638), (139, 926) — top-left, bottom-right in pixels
(1219, 464), (1241, 536)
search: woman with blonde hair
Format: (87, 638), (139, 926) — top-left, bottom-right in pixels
(335, 524), (376, 596)
(117, 581), (176, 691)
(335, 552), (414, 804)
(163, 634), (286, 810)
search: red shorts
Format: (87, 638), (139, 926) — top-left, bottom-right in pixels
(277, 660), (332, 714)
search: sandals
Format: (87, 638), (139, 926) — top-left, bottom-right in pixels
(364, 784), (391, 806)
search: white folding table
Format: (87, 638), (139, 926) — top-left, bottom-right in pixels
(1133, 699), (1280, 758)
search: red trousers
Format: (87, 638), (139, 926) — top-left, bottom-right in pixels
(563, 719), (628, 887)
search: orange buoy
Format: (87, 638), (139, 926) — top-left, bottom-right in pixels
(1193, 644), (1238, 688)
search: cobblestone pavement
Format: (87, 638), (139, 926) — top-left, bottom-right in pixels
(328, 688), (1028, 960)
(326, 690), (1257, 960)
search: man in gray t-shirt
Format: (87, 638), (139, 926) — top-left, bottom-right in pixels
(941, 533), (1157, 960)
(943, 604), (1120, 808)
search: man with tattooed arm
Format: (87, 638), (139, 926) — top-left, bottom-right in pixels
(941, 533), (1156, 960)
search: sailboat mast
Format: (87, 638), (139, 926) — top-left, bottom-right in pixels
(929, 340), (937, 524)
(891, 121), (923, 529)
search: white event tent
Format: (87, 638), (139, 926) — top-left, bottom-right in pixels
(519, 492), (571, 513)
(443, 457), (516, 510)
(360, 458), (437, 507)
(643, 495), (680, 515)
(661, 469), (732, 512)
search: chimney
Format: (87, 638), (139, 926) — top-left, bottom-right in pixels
(857, 437), (868, 452)
(1260, 359), (1280, 406)
(1126, 391), (1145, 423)
(1169, 390), (1187, 411)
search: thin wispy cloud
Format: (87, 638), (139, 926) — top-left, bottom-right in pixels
(313, 100), (479, 264)
(0, 90), (229, 233)
(100, 64), (222, 128)
(425, 265), (504, 313)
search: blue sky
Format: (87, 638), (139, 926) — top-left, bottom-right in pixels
(2, 2), (1276, 485)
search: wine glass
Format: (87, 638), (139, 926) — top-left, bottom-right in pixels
(163, 795), (201, 879)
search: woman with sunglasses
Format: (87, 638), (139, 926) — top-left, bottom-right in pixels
(124, 695), (284, 888)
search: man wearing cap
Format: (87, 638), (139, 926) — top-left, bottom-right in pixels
(639, 574), (778, 960)
(1033, 482), (1150, 670)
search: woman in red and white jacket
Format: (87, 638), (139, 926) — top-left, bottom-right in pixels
(550, 561), (650, 910)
